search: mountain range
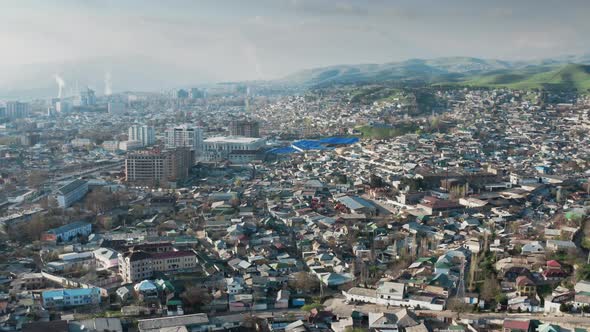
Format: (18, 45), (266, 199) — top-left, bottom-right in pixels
(2, 54), (590, 100)
(280, 55), (590, 91)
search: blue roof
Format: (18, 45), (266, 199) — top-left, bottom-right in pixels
(318, 137), (359, 145)
(269, 137), (358, 154)
(47, 221), (91, 234)
(337, 196), (375, 210)
(43, 287), (100, 299)
(268, 146), (298, 154)
(292, 140), (327, 151)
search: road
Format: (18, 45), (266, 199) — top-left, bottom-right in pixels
(324, 297), (590, 327)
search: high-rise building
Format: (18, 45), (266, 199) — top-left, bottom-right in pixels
(125, 148), (193, 187)
(189, 88), (204, 99)
(78, 88), (97, 106)
(165, 125), (203, 156)
(229, 119), (260, 138)
(176, 89), (189, 99)
(128, 125), (155, 147)
(5, 101), (31, 119)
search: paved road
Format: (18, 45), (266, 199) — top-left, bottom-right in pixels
(324, 297), (590, 327)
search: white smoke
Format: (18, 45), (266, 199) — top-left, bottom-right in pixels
(104, 71), (112, 96)
(54, 74), (65, 98)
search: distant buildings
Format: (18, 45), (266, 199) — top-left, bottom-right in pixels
(56, 179), (89, 208)
(19, 133), (40, 146)
(5, 101), (30, 119)
(78, 88), (97, 106)
(128, 125), (155, 147)
(42, 287), (101, 308)
(125, 148), (193, 187)
(102, 140), (120, 152)
(229, 119), (260, 138)
(108, 101), (126, 114)
(165, 125), (203, 156)
(176, 89), (189, 99)
(190, 88), (204, 99)
(202, 136), (265, 163)
(71, 138), (93, 148)
(42, 221), (92, 242)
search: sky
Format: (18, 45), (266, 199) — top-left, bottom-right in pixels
(1, 0), (590, 86)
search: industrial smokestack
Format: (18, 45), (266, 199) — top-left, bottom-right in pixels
(104, 71), (112, 96)
(54, 74), (65, 98)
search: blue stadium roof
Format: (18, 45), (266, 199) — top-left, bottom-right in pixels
(268, 136), (358, 154)
(318, 137), (359, 145)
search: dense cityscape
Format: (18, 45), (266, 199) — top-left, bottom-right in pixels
(2, 1), (590, 332)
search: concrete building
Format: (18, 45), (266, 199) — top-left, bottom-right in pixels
(128, 125), (155, 147)
(56, 179), (89, 208)
(118, 251), (153, 283)
(19, 133), (40, 146)
(71, 138), (93, 148)
(42, 287), (101, 308)
(118, 250), (197, 283)
(165, 125), (203, 157)
(125, 148), (193, 187)
(102, 140), (120, 152)
(229, 119), (260, 138)
(5, 101), (30, 119)
(202, 136), (265, 163)
(42, 221), (92, 242)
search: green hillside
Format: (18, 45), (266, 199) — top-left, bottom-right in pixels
(455, 64), (590, 91)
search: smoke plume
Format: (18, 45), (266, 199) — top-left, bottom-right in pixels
(104, 71), (112, 96)
(54, 74), (65, 98)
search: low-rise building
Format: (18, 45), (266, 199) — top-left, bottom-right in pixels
(56, 179), (88, 208)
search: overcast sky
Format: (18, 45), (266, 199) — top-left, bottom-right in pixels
(2, 0), (590, 82)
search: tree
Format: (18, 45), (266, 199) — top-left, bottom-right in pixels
(300, 302), (324, 312)
(290, 272), (320, 294)
(480, 277), (501, 303)
(369, 174), (385, 188)
(447, 298), (469, 319)
(181, 286), (212, 312)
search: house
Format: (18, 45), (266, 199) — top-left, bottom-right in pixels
(515, 276), (536, 297)
(42, 287), (101, 308)
(541, 260), (568, 280)
(502, 319), (533, 332)
(137, 313), (209, 332)
(521, 241), (545, 255)
(377, 281), (406, 301)
(545, 240), (577, 252)
(69, 318), (123, 332)
(56, 179), (88, 208)
(42, 221), (92, 242)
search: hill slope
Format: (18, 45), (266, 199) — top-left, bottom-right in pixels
(281, 56), (590, 91)
(281, 57), (515, 86)
(459, 64), (590, 91)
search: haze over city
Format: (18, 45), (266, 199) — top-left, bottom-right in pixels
(2, 0), (590, 96)
(2, 2), (590, 332)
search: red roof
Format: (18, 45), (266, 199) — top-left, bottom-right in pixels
(503, 320), (531, 330)
(516, 275), (535, 287)
(151, 250), (195, 260)
(547, 260), (561, 268)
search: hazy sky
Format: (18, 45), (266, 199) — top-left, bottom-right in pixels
(2, 0), (590, 82)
